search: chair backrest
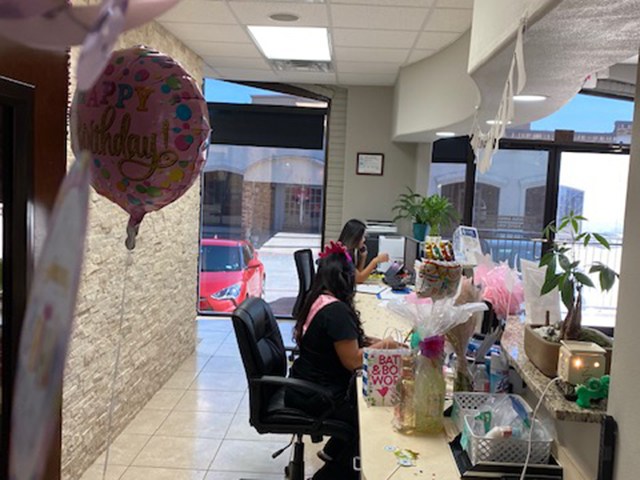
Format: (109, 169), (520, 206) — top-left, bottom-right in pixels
(232, 298), (287, 424)
(292, 249), (315, 318)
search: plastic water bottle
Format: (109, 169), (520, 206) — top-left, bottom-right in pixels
(490, 352), (510, 393)
(473, 363), (489, 393)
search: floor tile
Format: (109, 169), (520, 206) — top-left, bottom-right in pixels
(178, 353), (213, 373)
(210, 439), (290, 474)
(156, 410), (234, 438)
(132, 436), (221, 470)
(236, 392), (250, 414)
(196, 341), (225, 356)
(174, 390), (244, 413)
(79, 464), (127, 480)
(122, 409), (170, 435)
(163, 370), (199, 389)
(204, 471), (282, 480)
(224, 414), (283, 442)
(196, 319), (233, 333)
(144, 388), (185, 410)
(95, 433), (150, 466)
(201, 355), (245, 374)
(212, 343), (240, 357)
(189, 372), (247, 392)
(197, 331), (230, 344)
(120, 466), (206, 480)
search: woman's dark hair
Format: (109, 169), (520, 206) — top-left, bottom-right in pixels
(338, 219), (366, 253)
(293, 252), (362, 344)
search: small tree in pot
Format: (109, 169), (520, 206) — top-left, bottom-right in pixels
(392, 189), (458, 240)
(539, 211), (618, 343)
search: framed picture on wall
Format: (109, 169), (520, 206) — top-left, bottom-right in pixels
(356, 153), (384, 176)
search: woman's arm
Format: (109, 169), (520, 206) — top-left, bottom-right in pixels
(334, 337), (407, 371)
(355, 253), (389, 284)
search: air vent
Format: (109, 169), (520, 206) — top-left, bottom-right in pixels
(270, 59), (332, 73)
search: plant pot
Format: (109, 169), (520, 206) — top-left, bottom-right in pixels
(524, 325), (613, 377)
(413, 223), (428, 241)
(524, 324), (560, 377)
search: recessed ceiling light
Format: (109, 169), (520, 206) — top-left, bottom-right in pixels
(269, 13), (299, 22)
(486, 119), (512, 125)
(248, 26), (331, 61)
(513, 94), (547, 102)
(436, 131), (456, 137)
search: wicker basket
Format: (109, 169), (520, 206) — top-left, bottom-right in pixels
(450, 392), (531, 432)
(462, 414), (552, 465)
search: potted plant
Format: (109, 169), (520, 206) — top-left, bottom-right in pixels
(524, 211), (618, 376)
(422, 193), (459, 239)
(392, 189), (458, 240)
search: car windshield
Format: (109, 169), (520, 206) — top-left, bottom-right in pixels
(200, 245), (242, 272)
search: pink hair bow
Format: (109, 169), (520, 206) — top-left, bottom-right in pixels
(319, 241), (353, 264)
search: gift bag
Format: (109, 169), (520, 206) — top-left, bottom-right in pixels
(362, 348), (412, 406)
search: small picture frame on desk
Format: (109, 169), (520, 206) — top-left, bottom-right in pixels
(356, 153), (384, 176)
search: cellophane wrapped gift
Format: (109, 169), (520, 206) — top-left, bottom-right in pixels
(416, 260), (462, 300)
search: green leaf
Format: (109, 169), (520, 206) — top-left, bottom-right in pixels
(599, 267), (618, 291)
(558, 218), (570, 232)
(559, 254), (572, 271)
(592, 233), (610, 250)
(544, 259), (557, 280)
(571, 217), (579, 233)
(561, 280), (575, 311)
(574, 272), (595, 288)
(583, 233), (591, 247)
(539, 253), (553, 267)
(541, 275), (561, 295)
(575, 232), (586, 241)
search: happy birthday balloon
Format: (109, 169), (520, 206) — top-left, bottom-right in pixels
(72, 45), (210, 249)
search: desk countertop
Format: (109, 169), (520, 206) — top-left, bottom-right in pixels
(501, 317), (606, 423)
(355, 293), (460, 480)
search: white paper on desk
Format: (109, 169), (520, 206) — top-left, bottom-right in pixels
(356, 284), (387, 295)
(376, 288), (402, 301)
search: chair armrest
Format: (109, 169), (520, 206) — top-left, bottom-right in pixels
(252, 376), (336, 411)
(284, 345), (300, 362)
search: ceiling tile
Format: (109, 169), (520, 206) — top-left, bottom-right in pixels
(228, 1), (329, 27)
(335, 61), (400, 74)
(216, 68), (278, 82)
(274, 71), (338, 84)
(335, 47), (409, 62)
(161, 23), (251, 42)
(188, 41), (263, 58)
(338, 72), (397, 86)
(332, 28), (418, 48)
(415, 31), (460, 50)
(334, 47), (407, 63)
(435, 0), (473, 8)
(423, 7), (472, 32)
(203, 56), (271, 69)
(406, 49), (437, 64)
(329, 4), (428, 30)
(157, 0), (237, 24)
(330, 0), (434, 6)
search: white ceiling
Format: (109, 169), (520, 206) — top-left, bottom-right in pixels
(157, 0), (474, 85)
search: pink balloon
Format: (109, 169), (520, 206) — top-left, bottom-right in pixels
(72, 45), (210, 249)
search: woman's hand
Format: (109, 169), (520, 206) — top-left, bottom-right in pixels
(376, 252), (390, 264)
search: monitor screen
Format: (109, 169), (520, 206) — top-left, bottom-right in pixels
(404, 236), (420, 273)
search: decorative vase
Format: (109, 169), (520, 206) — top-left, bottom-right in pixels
(413, 354), (445, 434)
(412, 223), (428, 241)
(524, 324), (561, 377)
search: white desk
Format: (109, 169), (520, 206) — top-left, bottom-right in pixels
(355, 293), (460, 480)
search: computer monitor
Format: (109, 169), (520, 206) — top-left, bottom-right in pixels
(404, 236), (420, 273)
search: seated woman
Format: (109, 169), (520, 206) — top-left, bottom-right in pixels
(338, 219), (389, 284)
(285, 241), (402, 480)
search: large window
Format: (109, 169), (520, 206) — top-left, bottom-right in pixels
(199, 80), (328, 317)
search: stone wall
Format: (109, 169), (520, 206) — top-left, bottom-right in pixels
(62, 15), (204, 480)
(241, 181), (273, 244)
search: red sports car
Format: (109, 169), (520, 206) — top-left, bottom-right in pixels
(198, 238), (266, 313)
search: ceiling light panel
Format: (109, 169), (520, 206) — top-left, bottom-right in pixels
(248, 26), (331, 61)
(329, 4), (429, 30)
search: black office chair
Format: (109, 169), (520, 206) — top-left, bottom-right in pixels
(232, 297), (354, 480)
(292, 249), (315, 318)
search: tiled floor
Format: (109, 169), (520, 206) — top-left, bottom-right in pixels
(80, 319), (324, 480)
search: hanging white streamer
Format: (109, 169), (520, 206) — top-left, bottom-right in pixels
(472, 18), (528, 174)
